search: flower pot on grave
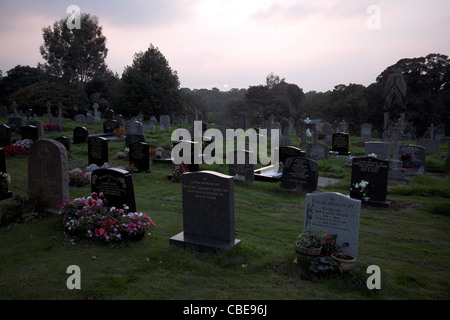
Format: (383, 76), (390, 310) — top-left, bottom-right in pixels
(331, 252), (356, 271)
(295, 243), (322, 263)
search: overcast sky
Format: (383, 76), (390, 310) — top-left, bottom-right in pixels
(0, 0), (449, 92)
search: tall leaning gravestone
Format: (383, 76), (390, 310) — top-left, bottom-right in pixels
(304, 192), (361, 258)
(28, 139), (69, 212)
(170, 171), (241, 251)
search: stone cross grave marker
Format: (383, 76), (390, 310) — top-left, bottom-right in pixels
(170, 171), (240, 251)
(304, 192), (361, 258)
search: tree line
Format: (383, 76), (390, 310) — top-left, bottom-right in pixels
(0, 13), (448, 137)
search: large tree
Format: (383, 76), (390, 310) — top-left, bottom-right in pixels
(111, 44), (181, 118)
(39, 13), (108, 88)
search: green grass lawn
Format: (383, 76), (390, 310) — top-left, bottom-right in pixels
(0, 119), (449, 300)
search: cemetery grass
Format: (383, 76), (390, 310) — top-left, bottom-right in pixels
(0, 123), (449, 300)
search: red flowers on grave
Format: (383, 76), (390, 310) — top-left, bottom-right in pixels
(321, 233), (340, 256)
(59, 192), (156, 242)
(43, 123), (59, 131)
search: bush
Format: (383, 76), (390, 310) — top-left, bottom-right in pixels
(0, 193), (48, 228)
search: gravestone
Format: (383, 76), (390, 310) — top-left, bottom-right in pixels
(228, 149), (255, 182)
(86, 115), (96, 124)
(21, 125), (39, 141)
(279, 146), (305, 164)
(160, 115), (170, 129)
(350, 157), (390, 207)
(28, 139), (69, 212)
(125, 134), (146, 147)
(0, 148), (13, 200)
(280, 118), (290, 136)
(364, 141), (391, 160)
(103, 119), (119, 133)
(74, 114), (86, 123)
(125, 120), (143, 135)
(8, 117), (22, 133)
(338, 120), (349, 133)
(360, 123), (373, 143)
(399, 145), (426, 168)
(304, 192), (361, 258)
(73, 126), (88, 144)
(280, 156), (319, 193)
(103, 109), (115, 120)
(416, 138), (439, 154)
(0, 124), (12, 147)
(27, 120), (44, 138)
(88, 136), (108, 166)
(54, 136), (71, 154)
(91, 168), (136, 212)
(172, 140), (200, 172)
(331, 132), (350, 155)
(170, 171), (240, 251)
(129, 142), (150, 173)
(306, 143), (329, 160)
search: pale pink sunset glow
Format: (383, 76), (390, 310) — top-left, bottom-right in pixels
(1, 0), (449, 92)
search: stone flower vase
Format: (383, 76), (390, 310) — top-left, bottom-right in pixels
(331, 253), (356, 271)
(295, 243), (322, 263)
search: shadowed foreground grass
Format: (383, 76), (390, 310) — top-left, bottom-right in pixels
(0, 119), (449, 300)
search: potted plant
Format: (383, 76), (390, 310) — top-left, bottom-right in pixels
(295, 228), (326, 262)
(399, 152), (413, 168)
(330, 252), (356, 271)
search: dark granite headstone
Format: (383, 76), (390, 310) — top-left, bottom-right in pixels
(129, 142), (150, 172)
(0, 124), (11, 147)
(88, 136), (108, 166)
(125, 134), (146, 147)
(280, 156), (319, 192)
(170, 171), (240, 251)
(279, 146), (305, 164)
(73, 126), (89, 144)
(91, 167), (136, 212)
(331, 132), (350, 155)
(228, 150), (254, 182)
(103, 119), (119, 133)
(172, 140), (200, 172)
(8, 117), (22, 133)
(21, 125), (39, 141)
(350, 156), (390, 207)
(28, 139), (69, 212)
(0, 148), (13, 200)
(54, 136), (71, 153)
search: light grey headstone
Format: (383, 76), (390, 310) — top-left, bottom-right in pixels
(416, 138), (439, 154)
(360, 123), (373, 143)
(304, 192), (361, 258)
(74, 114), (86, 123)
(365, 142), (391, 160)
(160, 115), (170, 129)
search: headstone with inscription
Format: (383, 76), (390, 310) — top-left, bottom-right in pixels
(129, 142), (150, 173)
(331, 132), (350, 156)
(304, 192), (361, 258)
(280, 156), (319, 193)
(170, 171), (240, 251)
(306, 142), (329, 160)
(91, 167), (136, 212)
(88, 136), (108, 166)
(28, 139), (69, 212)
(350, 157), (390, 207)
